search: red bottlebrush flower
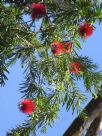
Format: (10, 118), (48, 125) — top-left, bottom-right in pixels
(19, 99), (36, 115)
(79, 23), (93, 38)
(70, 62), (81, 75)
(63, 42), (72, 54)
(31, 3), (46, 20)
(51, 41), (63, 56)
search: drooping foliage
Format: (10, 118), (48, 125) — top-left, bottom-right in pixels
(0, 0), (102, 135)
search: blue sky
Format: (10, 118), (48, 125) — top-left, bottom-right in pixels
(0, 24), (102, 136)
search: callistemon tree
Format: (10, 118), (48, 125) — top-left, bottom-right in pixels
(0, 0), (102, 135)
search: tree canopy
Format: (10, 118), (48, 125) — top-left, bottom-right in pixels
(0, 0), (102, 135)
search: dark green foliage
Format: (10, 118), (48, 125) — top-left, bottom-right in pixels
(0, 0), (102, 135)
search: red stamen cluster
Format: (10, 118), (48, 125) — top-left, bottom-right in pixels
(79, 23), (93, 38)
(31, 3), (46, 20)
(63, 42), (72, 54)
(51, 41), (63, 56)
(70, 62), (81, 75)
(19, 99), (36, 115)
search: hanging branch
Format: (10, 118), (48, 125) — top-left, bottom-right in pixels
(1, 0), (102, 135)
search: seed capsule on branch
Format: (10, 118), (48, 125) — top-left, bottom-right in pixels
(31, 3), (46, 20)
(19, 99), (36, 115)
(70, 62), (81, 75)
(63, 42), (73, 54)
(79, 23), (94, 38)
(51, 41), (63, 56)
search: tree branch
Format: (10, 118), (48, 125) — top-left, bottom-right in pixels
(86, 116), (102, 136)
(63, 97), (102, 136)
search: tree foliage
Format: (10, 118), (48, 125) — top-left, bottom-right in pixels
(0, 0), (102, 135)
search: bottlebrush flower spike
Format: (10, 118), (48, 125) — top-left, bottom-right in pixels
(63, 42), (72, 54)
(19, 99), (36, 115)
(70, 62), (81, 75)
(79, 23), (93, 38)
(51, 41), (63, 56)
(31, 3), (46, 20)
